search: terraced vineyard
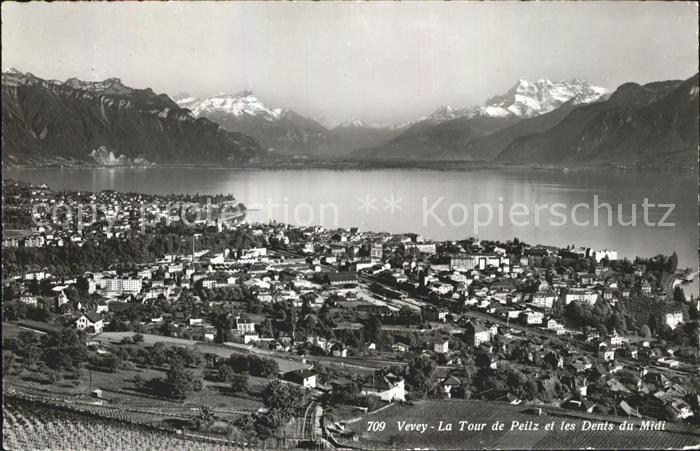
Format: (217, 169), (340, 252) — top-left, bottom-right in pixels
(343, 400), (700, 450)
(3, 398), (235, 450)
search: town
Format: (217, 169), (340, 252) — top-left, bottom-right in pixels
(2, 180), (699, 449)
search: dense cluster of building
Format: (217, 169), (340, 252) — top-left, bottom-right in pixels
(3, 181), (699, 423)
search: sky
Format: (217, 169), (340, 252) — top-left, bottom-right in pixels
(2, 1), (698, 123)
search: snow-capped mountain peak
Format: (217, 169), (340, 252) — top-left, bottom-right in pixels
(313, 116), (340, 129)
(423, 105), (461, 122)
(176, 91), (286, 121)
(485, 78), (607, 118)
(175, 78), (607, 130)
(337, 118), (369, 128)
(332, 117), (416, 131)
(418, 78), (608, 124)
(335, 118), (392, 129)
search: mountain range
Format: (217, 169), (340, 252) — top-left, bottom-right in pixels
(497, 75), (699, 164)
(174, 91), (340, 155)
(2, 69), (265, 166)
(352, 79), (610, 160)
(2, 69), (697, 167)
(174, 92), (411, 156)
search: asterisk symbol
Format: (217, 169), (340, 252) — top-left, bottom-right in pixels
(357, 195), (378, 213)
(383, 194), (403, 213)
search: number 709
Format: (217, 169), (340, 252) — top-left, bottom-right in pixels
(367, 421), (386, 431)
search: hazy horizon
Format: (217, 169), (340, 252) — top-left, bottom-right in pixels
(2, 1), (698, 124)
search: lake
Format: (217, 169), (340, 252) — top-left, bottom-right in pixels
(4, 167), (698, 289)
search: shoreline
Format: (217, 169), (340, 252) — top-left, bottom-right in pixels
(3, 159), (696, 174)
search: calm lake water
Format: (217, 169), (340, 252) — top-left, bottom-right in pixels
(4, 167), (698, 291)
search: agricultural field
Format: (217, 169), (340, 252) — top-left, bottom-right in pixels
(4, 321), (59, 337)
(4, 361), (264, 416)
(3, 398), (230, 450)
(342, 400), (700, 449)
(3, 229), (36, 239)
(1, 322), (39, 340)
(96, 332), (310, 373)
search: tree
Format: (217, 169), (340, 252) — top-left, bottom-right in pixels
(26, 306), (52, 323)
(16, 331), (41, 367)
(668, 252), (679, 272)
(249, 355), (279, 377)
(318, 302), (334, 328)
(163, 364), (204, 399)
(46, 370), (62, 384)
(473, 367), (505, 392)
(218, 364), (236, 382)
(287, 306), (298, 339)
(159, 321), (177, 337)
(76, 276), (90, 293)
(132, 333), (144, 344)
(42, 328), (87, 370)
(611, 312), (627, 334)
(475, 352), (493, 369)
(235, 414), (256, 435)
(673, 286), (686, 304)
(300, 298), (313, 317)
(405, 355), (437, 398)
(198, 406), (216, 431)
(211, 312), (235, 343)
(261, 379), (306, 420)
(261, 319), (274, 338)
(167, 346), (202, 368)
(365, 314), (383, 342)
(133, 374), (146, 391)
(3, 352), (16, 375)
(253, 410), (287, 438)
(3, 302), (27, 321)
(100, 354), (123, 373)
(504, 367), (529, 398)
(70, 368), (82, 381)
(525, 378), (539, 400)
(230, 372), (249, 393)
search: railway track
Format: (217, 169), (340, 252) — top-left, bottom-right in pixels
(301, 400), (317, 439)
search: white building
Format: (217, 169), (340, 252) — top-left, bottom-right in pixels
(243, 333), (259, 344)
(286, 370), (317, 389)
(665, 311), (684, 330)
(590, 249), (618, 263)
(19, 295), (38, 306)
(361, 374), (406, 402)
(405, 243), (437, 255)
(450, 254), (505, 271)
(532, 291), (556, 309)
(75, 312), (104, 334)
(102, 277), (142, 294)
(609, 332), (626, 347)
(523, 310), (544, 325)
(370, 243), (383, 261)
(331, 344), (348, 358)
(427, 338), (449, 354)
(547, 318), (566, 334)
(236, 321), (257, 334)
(565, 289), (599, 305)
